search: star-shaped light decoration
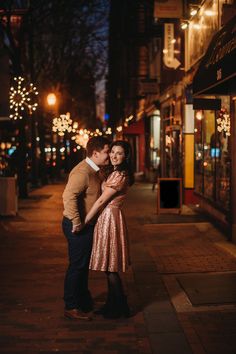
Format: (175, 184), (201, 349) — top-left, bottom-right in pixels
(52, 112), (73, 136)
(71, 129), (89, 148)
(9, 76), (38, 120)
(217, 109), (230, 136)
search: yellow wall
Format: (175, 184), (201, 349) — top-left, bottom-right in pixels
(184, 134), (194, 188)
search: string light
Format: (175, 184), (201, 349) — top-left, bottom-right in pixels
(196, 111), (203, 120)
(181, 22), (188, 30)
(105, 127), (112, 135)
(205, 10), (215, 16)
(193, 23), (201, 30)
(125, 115), (134, 123)
(52, 112), (73, 136)
(116, 125), (123, 132)
(72, 122), (79, 132)
(190, 8), (197, 16)
(72, 131), (89, 148)
(9, 76), (38, 120)
(70, 125), (113, 148)
(217, 108), (230, 136)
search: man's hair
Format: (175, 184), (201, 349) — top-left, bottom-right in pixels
(86, 136), (110, 157)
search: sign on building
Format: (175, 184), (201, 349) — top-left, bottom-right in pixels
(163, 23), (181, 69)
(154, 0), (183, 19)
(138, 79), (159, 95)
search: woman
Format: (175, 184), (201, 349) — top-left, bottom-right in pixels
(85, 140), (134, 318)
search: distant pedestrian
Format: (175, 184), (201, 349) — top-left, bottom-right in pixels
(62, 136), (110, 320)
(85, 140), (134, 318)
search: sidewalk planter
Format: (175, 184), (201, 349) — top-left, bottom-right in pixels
(0, 177), (18, 216)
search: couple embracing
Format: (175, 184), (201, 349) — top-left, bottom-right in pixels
(62, 136), (134, 320)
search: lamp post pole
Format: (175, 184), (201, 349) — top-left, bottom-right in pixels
(18, 114), (28, 198)
(30, 109), (39, 187)
(46, 93), (61, 180)
(37, 106), (48, 185)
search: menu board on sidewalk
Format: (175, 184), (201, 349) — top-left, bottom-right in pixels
(157, 178), (182, 214)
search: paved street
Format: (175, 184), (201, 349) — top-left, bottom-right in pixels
(1, 181), (236, 353)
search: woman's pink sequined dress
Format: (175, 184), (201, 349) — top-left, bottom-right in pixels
(89, 170), (130, 272)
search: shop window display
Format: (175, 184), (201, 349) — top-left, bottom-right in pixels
(164, 126), (182, 178)
(194, 110), (204, 194)
(203, 110), (215, 200)
(150, 112), (161, 169)
(194, 96), (231, 211)
(215, 105), (231, 209)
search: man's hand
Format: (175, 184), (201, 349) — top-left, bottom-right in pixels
(72, 223), (84, 234)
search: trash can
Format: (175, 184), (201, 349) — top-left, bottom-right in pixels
(0, 176), (18, 216)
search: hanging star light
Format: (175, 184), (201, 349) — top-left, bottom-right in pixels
(52, 112), (73, 136)
(70, 126), (113, 148)
(71, 129), (89, 148)
(217, 108), (230, 136)
(9, 76), (38, 120)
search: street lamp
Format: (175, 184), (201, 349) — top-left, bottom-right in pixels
(47, 93), (57, 107)
(46, 92), (60, 180)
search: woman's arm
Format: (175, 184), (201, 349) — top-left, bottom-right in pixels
(85, 186), (117, 224)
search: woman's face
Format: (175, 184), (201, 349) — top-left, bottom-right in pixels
(109, 145), (125, 167)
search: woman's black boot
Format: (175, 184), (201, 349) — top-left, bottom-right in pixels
(121, 295), (130, 317)
(103, 296), (130, 319)
(102, 272), (130, 319)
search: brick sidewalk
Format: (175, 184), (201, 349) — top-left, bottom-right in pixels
(1, 182), (236, 353)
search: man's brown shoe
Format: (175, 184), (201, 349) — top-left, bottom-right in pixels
(64, 308), (92, 321)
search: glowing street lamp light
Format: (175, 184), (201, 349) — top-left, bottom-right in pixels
(47, 93), (57, 106)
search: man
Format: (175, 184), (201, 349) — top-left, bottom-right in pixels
(62, 136), (110, 320)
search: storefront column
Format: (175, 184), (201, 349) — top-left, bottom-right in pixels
(183, 104), (196, 203)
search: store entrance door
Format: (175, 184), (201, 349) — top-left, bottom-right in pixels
(164, 124), (182, 178)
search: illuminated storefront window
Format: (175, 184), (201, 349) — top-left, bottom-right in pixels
(150, 110), (161, 169)
(194, 96), (230, 211)
(163, 104), (182, 178)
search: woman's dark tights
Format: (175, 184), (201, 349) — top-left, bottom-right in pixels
(103, 271), (129, 318)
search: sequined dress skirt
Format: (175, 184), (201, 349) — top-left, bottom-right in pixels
(89, 205), (130, 272)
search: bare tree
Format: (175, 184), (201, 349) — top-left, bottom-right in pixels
(26, 0), (109, 125)
(0, 0), (109, 194)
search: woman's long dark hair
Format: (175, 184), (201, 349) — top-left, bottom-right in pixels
(110, 140), (134, 186)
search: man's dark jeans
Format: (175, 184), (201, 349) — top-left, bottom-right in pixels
(62, 216), (94, 311)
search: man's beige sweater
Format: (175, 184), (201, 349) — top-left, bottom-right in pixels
(62, 160), (101, 228)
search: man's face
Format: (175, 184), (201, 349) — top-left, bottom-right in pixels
(93, 144), (110, 166)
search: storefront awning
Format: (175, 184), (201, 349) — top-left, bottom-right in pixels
(123, 119), (144, 135)
(193, 15), (236, 96)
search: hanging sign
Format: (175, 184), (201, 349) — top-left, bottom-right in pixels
(154, 0), (183, 18)
(163, 24), (181, 69)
